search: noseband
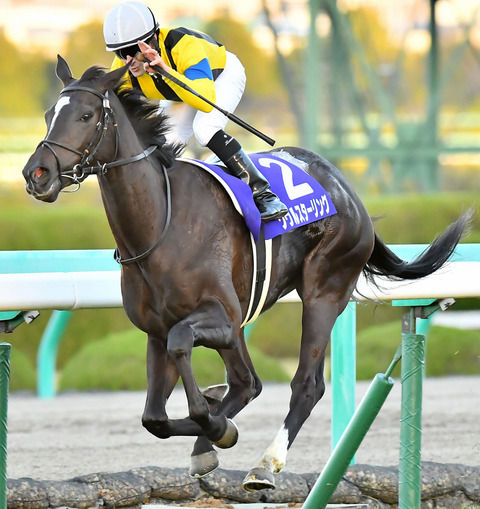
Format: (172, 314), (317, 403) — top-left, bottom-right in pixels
(37, 84), (171, 265)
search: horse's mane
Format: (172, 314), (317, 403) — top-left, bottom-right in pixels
(79, 66), (184, 168)
(116, 87), (185, 167)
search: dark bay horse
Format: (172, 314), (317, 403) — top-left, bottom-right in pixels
(23, 56), (470, 490)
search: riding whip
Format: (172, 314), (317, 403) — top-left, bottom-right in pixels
(144, 60), (276, 147)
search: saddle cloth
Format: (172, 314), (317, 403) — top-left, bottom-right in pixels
(177, 151), (337, 326)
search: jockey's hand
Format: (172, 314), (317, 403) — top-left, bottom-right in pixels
(138, 40), (171, 74)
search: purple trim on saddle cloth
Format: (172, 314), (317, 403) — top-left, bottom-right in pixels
(180, 158), (262, 239)
(184, 152), (337, 241)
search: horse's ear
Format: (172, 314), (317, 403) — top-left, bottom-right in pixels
(56, 55), (74, 86)
(98, 64), (130, 93)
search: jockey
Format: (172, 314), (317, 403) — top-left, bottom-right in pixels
(103, 1), (287, 222)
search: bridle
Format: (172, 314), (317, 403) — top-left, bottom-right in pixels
(38, 85), (157, 182)
(37, 84), (171, 265)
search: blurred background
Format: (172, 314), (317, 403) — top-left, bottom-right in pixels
(1, 0), (479, 392)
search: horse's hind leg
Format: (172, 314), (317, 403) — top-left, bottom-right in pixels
(243, 232), (373, 491)
(243, 300), (336, 491)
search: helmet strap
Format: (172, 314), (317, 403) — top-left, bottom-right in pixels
(151, 34), (161, 55)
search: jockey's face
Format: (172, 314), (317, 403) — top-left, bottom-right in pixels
(126, 54), (147, 77)
(115, 37), (156, 78)
(115, 48), (146, 77)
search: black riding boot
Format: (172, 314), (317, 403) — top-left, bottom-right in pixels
(207, 130), (288, 222)
(224, 150), (288, 222)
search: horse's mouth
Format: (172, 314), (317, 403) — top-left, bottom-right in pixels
(25, 167), (62, 202)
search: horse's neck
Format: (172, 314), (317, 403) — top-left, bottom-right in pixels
(98, 111), (167, 257)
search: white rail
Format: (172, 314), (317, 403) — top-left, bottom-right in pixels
(1, 261), (478, 311)
(282, 261), (480, 302)
(0, 271), (122, 310)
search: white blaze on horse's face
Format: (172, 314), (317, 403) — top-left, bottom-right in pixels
(47, 96), (71, 137)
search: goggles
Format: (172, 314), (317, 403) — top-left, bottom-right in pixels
(114, 44), (141, 61)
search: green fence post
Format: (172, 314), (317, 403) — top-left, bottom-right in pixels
(416, 316), (432, 378)
(37, 310), (72, 398)
(399, 308), (425, 509)
(0, 343), (11, 509)
(302, 372), (395, 509)
(331, 301), (356, 456)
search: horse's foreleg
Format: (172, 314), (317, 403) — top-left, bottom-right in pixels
(142, 335), (227, 438)
(190, 337), (262, 478)
(166, 298), (239, 447)
(142, 334), (182, 437)
(189, 384), (228, 478)
(218, 337), (263, 416)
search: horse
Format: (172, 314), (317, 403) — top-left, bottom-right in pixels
(23, 55), (470, 491)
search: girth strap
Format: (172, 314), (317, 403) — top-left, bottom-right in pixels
(241, 230), (273, 327)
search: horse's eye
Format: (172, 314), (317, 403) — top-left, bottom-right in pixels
(80, 112), (93, 122)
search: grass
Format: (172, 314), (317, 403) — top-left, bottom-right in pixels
(9, 319), (480, 391)
(356, 322), (480, 379)
(59, 328), (290, 392)
(9, 348), (36, 392)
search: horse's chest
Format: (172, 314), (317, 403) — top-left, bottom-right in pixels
(120, 269), (197, 334)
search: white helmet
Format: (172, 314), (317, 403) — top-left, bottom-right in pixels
(103, 1), (159, 51)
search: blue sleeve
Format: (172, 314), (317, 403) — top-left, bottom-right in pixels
(184, 58), (213, 81)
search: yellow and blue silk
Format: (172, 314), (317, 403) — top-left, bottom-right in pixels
(111, 27), (226, 112)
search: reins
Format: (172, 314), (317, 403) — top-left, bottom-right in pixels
(38, 84), (172, 265)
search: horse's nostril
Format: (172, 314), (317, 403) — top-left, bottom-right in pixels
(34, 168), (47, 179)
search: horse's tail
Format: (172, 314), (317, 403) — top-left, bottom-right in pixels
(363, 209), (473, 283)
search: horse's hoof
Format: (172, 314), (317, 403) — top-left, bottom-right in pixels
(202, 384), (228, 413)
(202, 384), (228, 403)
(189, 450), (219, 478)
(242, 467), (275, 491)
(213, 418), (238, 449)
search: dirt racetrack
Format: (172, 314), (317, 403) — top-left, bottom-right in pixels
(7, 376), (480, 482)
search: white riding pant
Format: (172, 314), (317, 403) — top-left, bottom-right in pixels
(161, 51), (246, 148)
